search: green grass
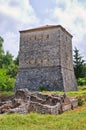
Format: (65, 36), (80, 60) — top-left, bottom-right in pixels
(0, 86), (86, 130)
(0, 109), (86, 130)
(42, 86), (86, 98)
(0, 91), (14, 97)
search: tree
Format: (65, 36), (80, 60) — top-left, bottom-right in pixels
(6, 54), (19, 78)
(14, 54), (19, 65)
(73, 47), (85, 79)
(3, 51), (13, 68)
(0, 36), (19, 91)
(0, 36), (4, 53)
(0, 36), (4, 68)
(0, 69), (15, 91)
(6, 63), (18, 78)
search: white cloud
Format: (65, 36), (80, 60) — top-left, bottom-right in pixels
(0, 0), (40, 57)
(52, 0), (86, 35)
(0, 0), (40, 25)
(46, 0), (86, 59)
(2, 32), (19, 58)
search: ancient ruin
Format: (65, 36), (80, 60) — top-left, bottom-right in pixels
(14, 25), (77, 91)
(0, 89), (78, 114)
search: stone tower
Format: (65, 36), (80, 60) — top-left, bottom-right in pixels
(14, 25), (77, 91)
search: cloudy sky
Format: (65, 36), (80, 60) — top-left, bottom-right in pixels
(0, 0), (86, 60)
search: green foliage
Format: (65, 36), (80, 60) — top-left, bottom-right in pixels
(73, 47), (86, 79)
(40, 86), (46, 91)
(0, 36), (4, 68)
(78, 85), (86, 91)
(77, 78), (86, 86)
(0, 36), (19, 91)
(0, 36), (14, 69)
(6, 63), (18, 78)
(14, 54), (19, 65)
(78, 98), (84, 106)
(3, 51), (13, 68)
(0, 69), (15, 91)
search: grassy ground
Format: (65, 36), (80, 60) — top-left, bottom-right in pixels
(0, 91), (14, 97)
(0, 107), (86, 130)
(0, 86), (86, 130)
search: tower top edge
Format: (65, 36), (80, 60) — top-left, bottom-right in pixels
(19, 25), (73, 37)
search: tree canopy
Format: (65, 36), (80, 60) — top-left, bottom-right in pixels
(0, 36), (19, 91)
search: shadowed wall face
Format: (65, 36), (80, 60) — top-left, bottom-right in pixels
(15, 25), (77, 91)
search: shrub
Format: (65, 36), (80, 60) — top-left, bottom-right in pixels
(6, 63), (18, 78)
(0, 69), (15, 91)
(78, 97), (84, 106)
(77, 78), (86, 86)
(40, 86), (46, 91)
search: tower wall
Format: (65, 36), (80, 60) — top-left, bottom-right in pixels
(59, 29), (77, 91)
(19, 28), (61, 68)
(14, 25), (77, 91)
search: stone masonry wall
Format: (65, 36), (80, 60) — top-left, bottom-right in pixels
(59, 29), (77, 91)
(15, 67), (64, 91)
(60, 29), (73, 70)
(19, 28), (61, 68)
(15, 25), (77, 92)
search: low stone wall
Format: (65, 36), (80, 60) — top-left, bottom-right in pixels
(0, 89), (78, 114)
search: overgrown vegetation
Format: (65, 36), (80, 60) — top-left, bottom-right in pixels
(0, 36), (19, 91)
(77, 78), (86, 86)
(0, 69), (15, 91)
(40, 86), (46, 91)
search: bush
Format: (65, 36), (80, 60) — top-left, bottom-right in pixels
(6, 63), (18, 78)
(40, 86), (46, 91)
(78, 98), (84, 106)
(0, 69), (15, 91)
(77, 78), (86, 86)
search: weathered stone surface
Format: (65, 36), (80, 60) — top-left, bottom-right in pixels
(15, 88), (31, 101)
(0, 95), (15, 102)
(0, 101), (13, 114)
(29, 102), (61, 114)
(70, 98), (78, 109)
(14, 25), (77, 92)
(9, 101), (30, 114)
(0, 89), (78, 114)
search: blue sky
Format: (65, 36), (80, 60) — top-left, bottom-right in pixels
(0, 0), (86, 60)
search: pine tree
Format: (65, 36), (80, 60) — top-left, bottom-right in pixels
(73, 47), (85, 79)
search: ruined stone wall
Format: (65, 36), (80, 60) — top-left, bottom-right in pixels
(14, 26), (77, 92)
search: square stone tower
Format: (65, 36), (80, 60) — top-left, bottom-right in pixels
(14, 25), (77, 91)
